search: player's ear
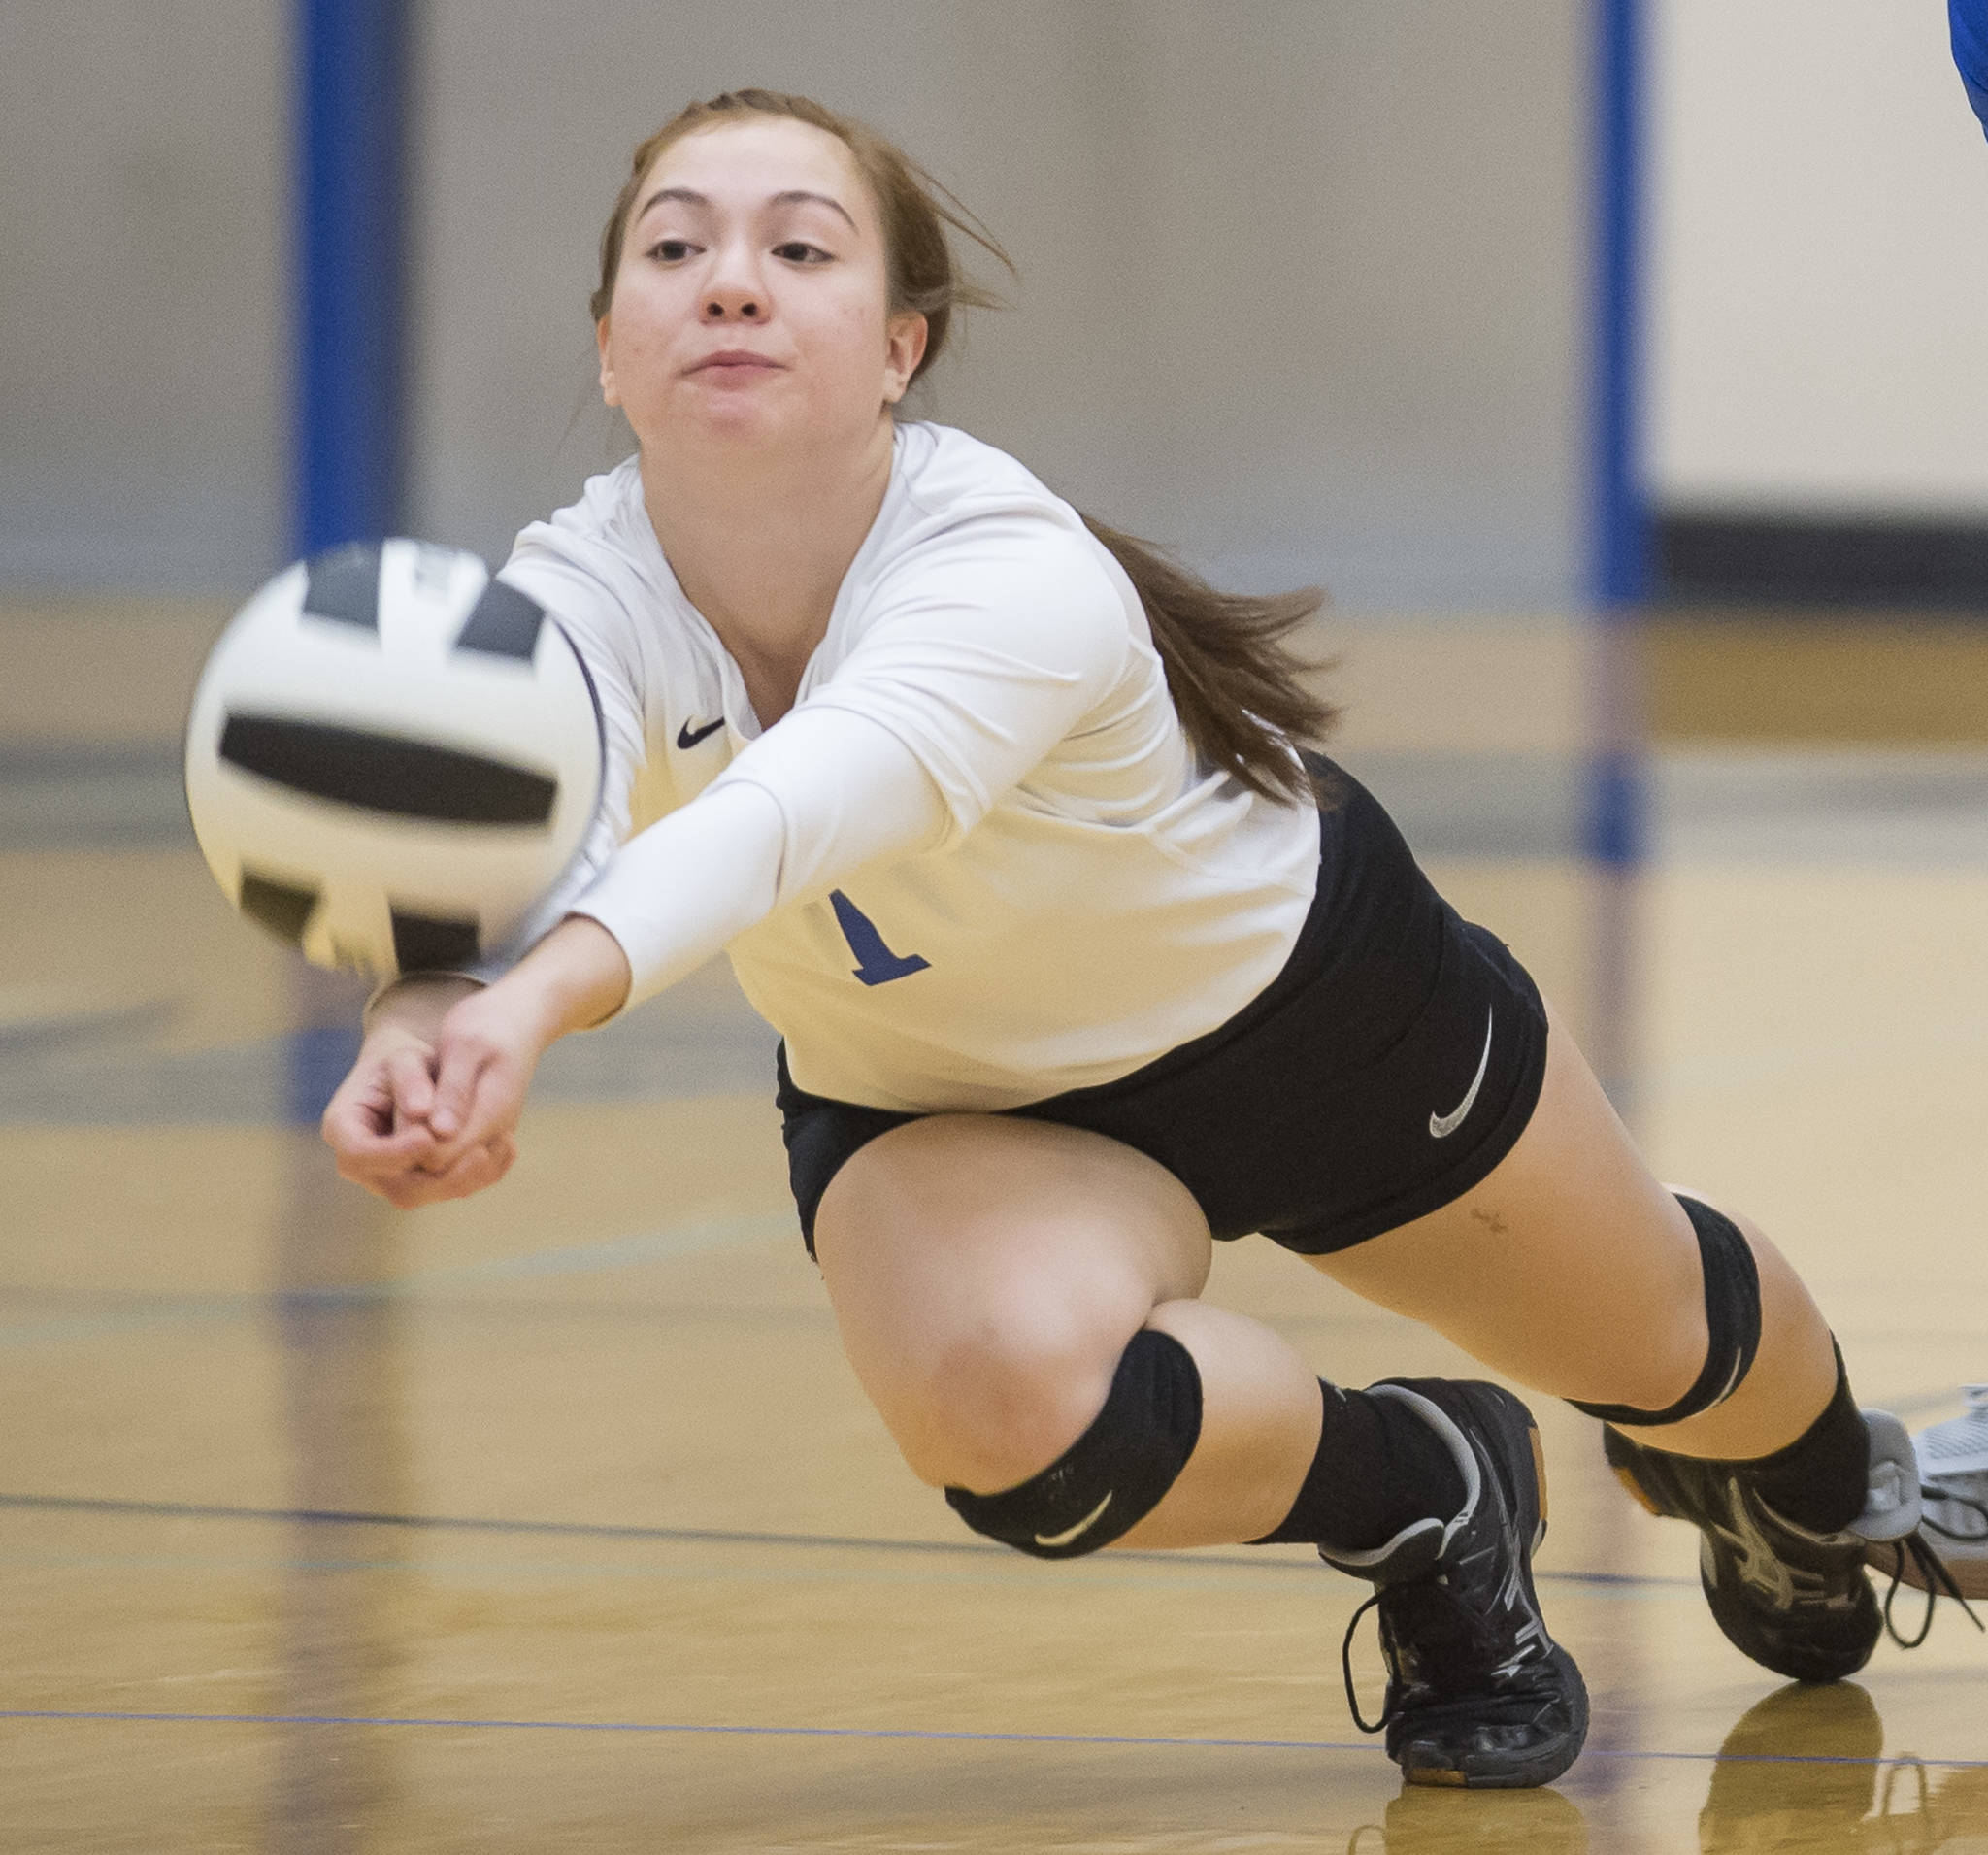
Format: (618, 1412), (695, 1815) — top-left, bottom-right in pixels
(596, 315), (621, 409)
(881, 311), (927, 407)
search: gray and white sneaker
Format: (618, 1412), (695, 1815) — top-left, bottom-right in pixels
(1865, 1387), (1988, 1604)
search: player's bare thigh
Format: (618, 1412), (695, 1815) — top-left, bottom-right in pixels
(1308, 997), (1838, 1452)
(812, 1114), (1212, 1491)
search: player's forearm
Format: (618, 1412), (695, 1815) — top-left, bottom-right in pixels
(567, 778), (786, 1008)
(486, 913), (634, 1049)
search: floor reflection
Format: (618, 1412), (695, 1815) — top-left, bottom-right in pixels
(271, 963), (405, 1854)
(1700, 1682), (1988, 1854)
(1365, 1781), (1588, 1851)
(1872, 1763), (1988, 1854)
(1348, 1683), (1988, 1852)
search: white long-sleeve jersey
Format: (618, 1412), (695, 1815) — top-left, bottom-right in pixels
(498, 421), (1319, 1113)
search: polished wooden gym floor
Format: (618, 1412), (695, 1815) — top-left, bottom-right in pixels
(4, 604), (1987, 1850)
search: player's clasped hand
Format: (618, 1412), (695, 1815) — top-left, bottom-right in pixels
(323, 916), (632, 1208)
(323, 978), (535, 1208)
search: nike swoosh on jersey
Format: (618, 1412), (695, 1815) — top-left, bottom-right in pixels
(1034, 1492), (1113, 1550)
(1430, 1009), (1495, 1139)
(677, 717), (725, 749)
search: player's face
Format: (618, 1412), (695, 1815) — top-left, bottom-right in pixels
(597, 117), (926, 456)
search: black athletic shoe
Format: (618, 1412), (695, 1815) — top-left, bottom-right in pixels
(1324, 1379), (1589, 1790)
(1603, 1420), (1906, 1684)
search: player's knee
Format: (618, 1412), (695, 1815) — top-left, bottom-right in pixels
(895, 1316), (1124, 1492)
(1572, 1195), (1762, 1427)
(944, 1328), (1204, 1560)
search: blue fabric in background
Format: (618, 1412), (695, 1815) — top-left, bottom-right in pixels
(1955, 0), (1988, 134)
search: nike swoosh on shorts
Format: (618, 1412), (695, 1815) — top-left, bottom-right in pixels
(1430, 1009), (1494, 1140)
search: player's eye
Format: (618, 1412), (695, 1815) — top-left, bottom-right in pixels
(773, 242), (832, 264)
(646, 238), (694, 263)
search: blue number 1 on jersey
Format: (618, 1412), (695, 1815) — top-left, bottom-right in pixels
(829, 890), (931, 986)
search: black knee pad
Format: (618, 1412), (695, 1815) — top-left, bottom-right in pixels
(1571, 1194), (1762, 1427)
(944, 1328), (1203, 1559)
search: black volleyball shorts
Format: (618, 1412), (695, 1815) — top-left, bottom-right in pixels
(775, 754), (1549, 1259)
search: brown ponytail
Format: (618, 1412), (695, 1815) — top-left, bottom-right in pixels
(595, 92), (1337, 803)
(1079, 517), (1335, 802)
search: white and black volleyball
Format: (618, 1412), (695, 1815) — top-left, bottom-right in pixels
(184, 539), (604, 981)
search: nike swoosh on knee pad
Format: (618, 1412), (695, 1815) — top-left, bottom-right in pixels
(1034, 1491), (1113, 1549)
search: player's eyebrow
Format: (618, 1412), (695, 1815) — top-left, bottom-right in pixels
(635, 186), (708, 221)
(770, 188), (857, 231)
(635, 185), (857, 232)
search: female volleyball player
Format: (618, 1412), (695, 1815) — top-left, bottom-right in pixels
(321, 92), (1970, 1789)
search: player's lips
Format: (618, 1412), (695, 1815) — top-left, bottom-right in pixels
(686, 349), (786, 375)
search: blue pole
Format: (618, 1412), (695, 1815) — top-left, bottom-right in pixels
(294, 0), (409, 556)
(1585, 0), (1649, 875)
(1584, 0), (1649, 1123)
(1590, 0), (1648, 614)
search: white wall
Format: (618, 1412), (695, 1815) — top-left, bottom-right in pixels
(1651, 0), (1988, 514)
(0, 1), (287, 589)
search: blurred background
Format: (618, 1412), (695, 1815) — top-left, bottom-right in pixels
(5, 3), (1988, 1849)
(9, 0), (1988, 597)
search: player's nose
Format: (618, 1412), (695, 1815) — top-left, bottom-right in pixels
(702, 290), (765, 321)
(702, 242), (767, 321)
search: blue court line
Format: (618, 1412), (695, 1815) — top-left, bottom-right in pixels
(5, 1707), (1985, 1770)
(0, 1490), (1696, 1590)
